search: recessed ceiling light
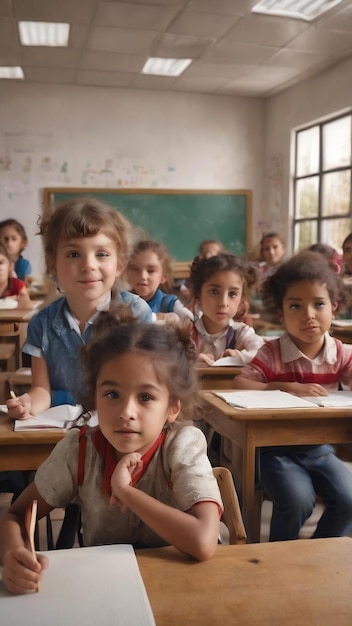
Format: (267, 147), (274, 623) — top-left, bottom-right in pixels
(19, 21), (70, 46)
(142, 57), (192, 77)
(252, 0), (343, 21)
(0, 66), (24, 79)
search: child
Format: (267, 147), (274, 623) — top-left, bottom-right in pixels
(0, 314), (223, 594)
(188, 253), (264, 366)
(0, 218), (32, 282)
(0, 242), (32, 308)
(127, 239), (193, 321)
(257, 231), (286, 284)
(199, 239), (225, 259)
(233, 251), (352, 541)
(342, 233), (352, 279)
(7, 198), (153, 420)
(309, 243), (342, 274)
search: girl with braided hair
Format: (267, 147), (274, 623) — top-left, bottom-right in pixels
(0, 310), (223, 594)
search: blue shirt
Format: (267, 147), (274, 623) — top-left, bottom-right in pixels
(22, 291), (153, 407)
(14, 256), (32, 280)
(146, 288), (178, 313)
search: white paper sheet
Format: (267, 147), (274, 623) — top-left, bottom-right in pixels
(215, 390), (317, 409)
(302, 391), (352, 407)
(0, 545), (155, 626)
(14, 405), (98, 431)
(212, 356), (243, 366)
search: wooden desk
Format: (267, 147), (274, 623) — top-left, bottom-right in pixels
(197, 366), (242, 389)
(330, 323), (352, 344)
(0, 413), (64, 471)
(137, 538), (352, 625)
(201, 391), (352, 542)
(0, 305), (41, 323)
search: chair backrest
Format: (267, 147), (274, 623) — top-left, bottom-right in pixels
(213, 466), (247, 545)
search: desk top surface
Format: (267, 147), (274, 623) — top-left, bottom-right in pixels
(137, 538), (352, 625)
(0, 305), (41, 322)
(0, 413), (65, 445)
(202, 390), (352, 420)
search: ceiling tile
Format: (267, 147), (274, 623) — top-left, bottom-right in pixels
(205, 40), (279, 64)
(287, 28), (352, 54)
(183, 61), (254, 80)
(79, 50), (145, 73)
(173, 74), (232, 92)
(76, 69), (135, 87)
(132, 73), (176, 90)
(187, 0), (255, 15)
(23, 66), (75, 83)
(13, 0), (96, 24)
(87, 26), (160, 54)
(155, 33), (215, 58)
(317, 5), (352, 32)
(94, 2), (178, 30)
(21, 47), (81, 68)
(226, 14), (309, 47)
(169, 11), (239, 38)
(0, 0), (12, 18)
(265, 48), (330, 69)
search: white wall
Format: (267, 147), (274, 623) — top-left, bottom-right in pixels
(0, 82), (264, 276)
(264, 56), (352, 252)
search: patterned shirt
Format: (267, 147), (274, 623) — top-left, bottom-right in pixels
(239, 331), (352, 389)
(35, 424), (223, 548)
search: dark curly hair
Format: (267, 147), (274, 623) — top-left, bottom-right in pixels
(77, 307), (202, 421)
(262, 250), (345, 311)
(188, 252), (258, 301)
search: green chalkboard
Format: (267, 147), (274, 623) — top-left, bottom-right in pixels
(43, 188), (252, 261)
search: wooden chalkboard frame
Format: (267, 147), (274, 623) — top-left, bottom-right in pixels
(42, 187), (252, 267)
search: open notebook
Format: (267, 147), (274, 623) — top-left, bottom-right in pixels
(211, 356), (243, 366)
(14, 405), (98, 431)
(214, 390), (318, 409)
(0, 544), (155, 625)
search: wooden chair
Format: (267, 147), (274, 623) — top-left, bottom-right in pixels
(0, 344), (15, 371)
(0, 323), (22, 369)
(213, 466), (247, 545)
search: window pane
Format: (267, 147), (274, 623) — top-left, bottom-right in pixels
(323, 116), (351, 170)
(322, 170), (351, 216)
(296, 126), (319, 176)
(294, 220), (317, 252)
(320, 218), (352, 253)
(295, 177), (319, 218)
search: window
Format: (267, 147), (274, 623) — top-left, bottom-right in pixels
(293, 112), (352, 252)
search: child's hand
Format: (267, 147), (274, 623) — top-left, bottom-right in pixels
(282, 382), (328, 397)
(222, 348), (237, 357)
(7, 393), (32, 420)
(110, 452), (143, 511)
(2, 547), (49, 594)
(196, 352), (215, 366)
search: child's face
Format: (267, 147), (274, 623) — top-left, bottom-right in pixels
(0, 226), (25, 261)
(0, 253), (12, 287)
(54, 234), (122, 306)
(198, 270), (243, 334)
(96, 352), (180, 457)
(261, 237), (285, 266)
(281, 280), (336, 357)
(343, 241), (352, 273)
(202, 243), (222, 259)
(127, 250), (166, 301)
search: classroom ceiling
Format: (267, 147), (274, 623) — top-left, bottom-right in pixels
(2, 0), (352, 98)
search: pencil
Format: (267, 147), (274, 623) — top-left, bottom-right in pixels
(9, 390), (17, 400)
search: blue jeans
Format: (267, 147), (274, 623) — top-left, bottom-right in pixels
(260, 445), (352, 541)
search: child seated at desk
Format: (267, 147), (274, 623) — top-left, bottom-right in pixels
(233, 250), (352, 541)
(0, 313), (222, 595)
(0, 218), (32, 283)
(188, 253), (264, 366)
(0, 242), (31, 308)
(126, 238), (193, 321)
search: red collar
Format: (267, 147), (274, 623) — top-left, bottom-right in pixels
(93, 429), (166, 495)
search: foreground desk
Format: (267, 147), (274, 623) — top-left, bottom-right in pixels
(201, 391), (352, 542)
(137, 538), (352, 626)
(197, 366), (242, 390)
(0, 413), (64, 471)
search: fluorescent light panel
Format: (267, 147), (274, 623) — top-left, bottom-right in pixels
(0, 66), (24, 79)
(19, 21), (70, 46)
(142, 57), (192, 77)
(252, 0), (343, 21)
